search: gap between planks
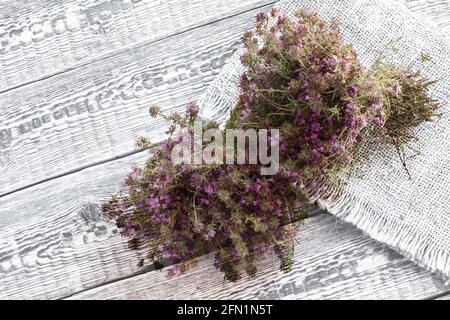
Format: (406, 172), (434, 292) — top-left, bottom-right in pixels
(424, 290), (450, 300)
(436, 292), (450, 300)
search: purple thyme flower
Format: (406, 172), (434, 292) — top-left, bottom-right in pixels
(349, 84), (359, 98)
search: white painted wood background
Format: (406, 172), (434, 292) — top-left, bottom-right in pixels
(0, 0), (449, 300)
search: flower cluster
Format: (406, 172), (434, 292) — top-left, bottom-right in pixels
(104, 104), (307, 280)
(103, 9), (439, 281)
(229, 9), (438, 189)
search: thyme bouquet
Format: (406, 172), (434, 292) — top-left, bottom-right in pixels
(103, 9), (439, 281)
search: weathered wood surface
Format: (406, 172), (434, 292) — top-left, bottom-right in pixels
(68, 215), (450, 300)
(0, 3), (274, 197)
(0, 0), (449, 300)
(0, 0), (271, 93)
(0, 151), (148, 300)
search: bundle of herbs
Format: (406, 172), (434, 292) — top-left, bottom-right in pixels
(103, 9), (439, 281)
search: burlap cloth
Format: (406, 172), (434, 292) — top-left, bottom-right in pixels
(199, 0), (450, 279)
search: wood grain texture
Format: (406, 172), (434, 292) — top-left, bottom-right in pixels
(0, 0), (271, 92)
(0, 4), (274, 197)
(68, 215), (449, 300)
(0, 151), (148, 300)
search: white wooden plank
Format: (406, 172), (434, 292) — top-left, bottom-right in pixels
(0, 0), (271, 92)
(0, 151), (148, 300)
(0, 4), (273, 197)
(68, 215), (449, 300)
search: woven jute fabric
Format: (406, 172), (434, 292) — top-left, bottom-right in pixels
(199, 0), (450, 279)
